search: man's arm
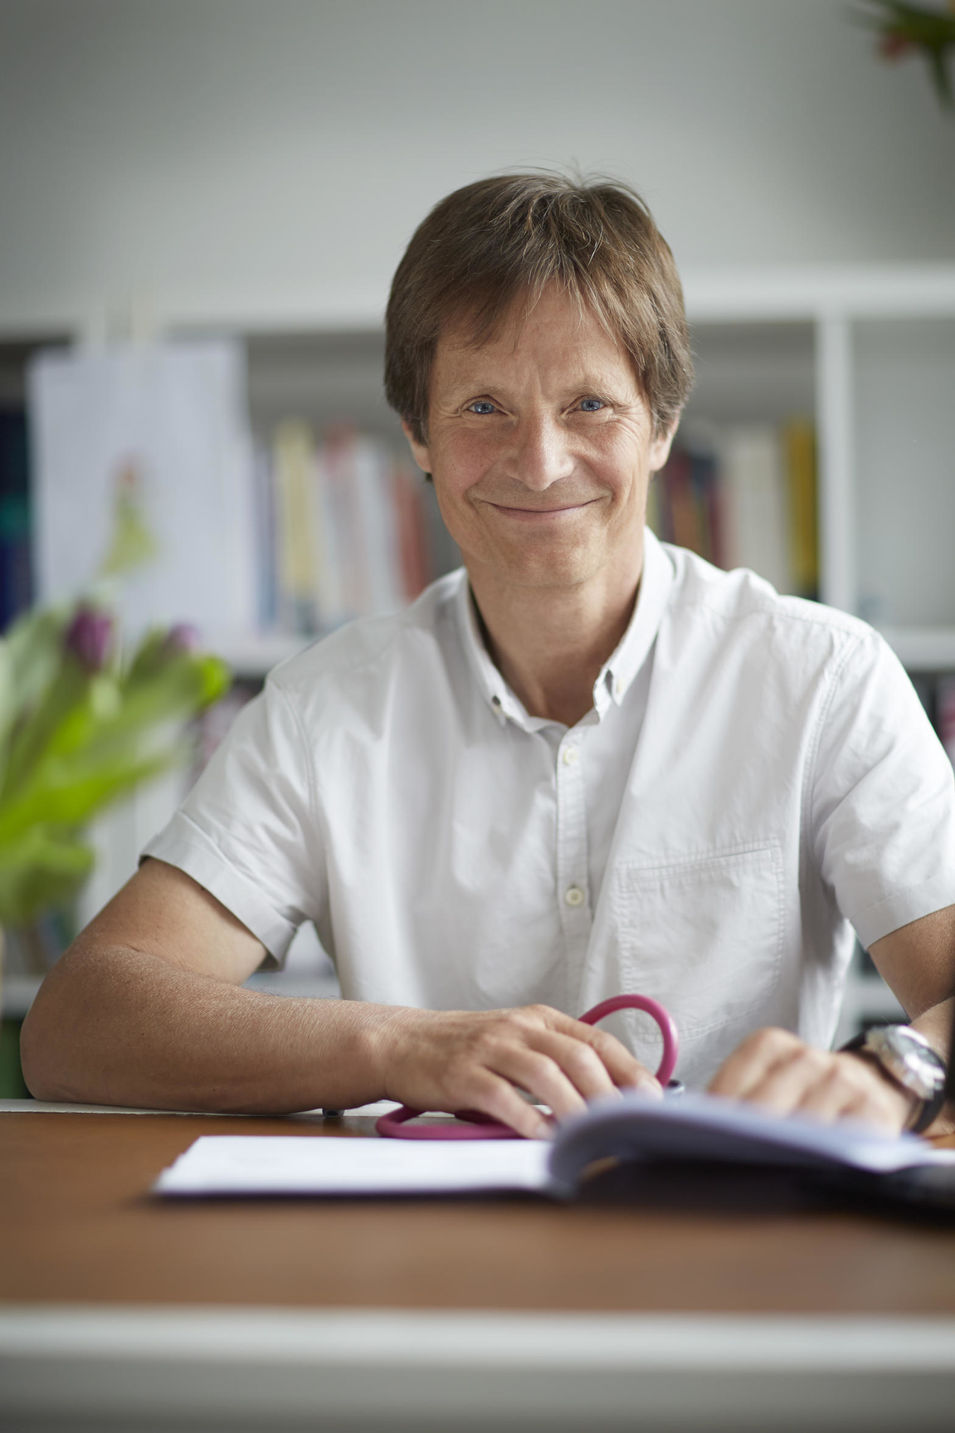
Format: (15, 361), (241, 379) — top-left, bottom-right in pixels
(20, 858), (658, 1135)
(709, 905), (955, 1135)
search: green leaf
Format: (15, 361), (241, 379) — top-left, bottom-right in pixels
(0, 659), (96, 803)
(0, 607), (68, 761)
(0, 827), (94, 927)
(0, 743), (183, 842)
(1, 649), (228, 805)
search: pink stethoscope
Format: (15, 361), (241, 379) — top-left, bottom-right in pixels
(375, 994), (679, 1140)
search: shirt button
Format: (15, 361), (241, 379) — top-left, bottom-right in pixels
(564, 885), (585, 908)
(561, 746), (579, 766)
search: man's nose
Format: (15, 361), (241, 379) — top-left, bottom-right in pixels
(509, 413), (575, 490)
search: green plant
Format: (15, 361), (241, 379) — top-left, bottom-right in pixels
(0, 595), (229, 928)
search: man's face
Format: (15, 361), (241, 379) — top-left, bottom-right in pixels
(404, 286), (675, 599)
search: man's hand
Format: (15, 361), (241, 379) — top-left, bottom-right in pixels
(707, 1027), (916, 1133)
(370, 1003), (662, 1139)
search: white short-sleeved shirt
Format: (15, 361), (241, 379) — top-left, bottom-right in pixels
(144, 530), (955, 1089)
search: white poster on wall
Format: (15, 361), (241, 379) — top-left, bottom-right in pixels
(27, 339), (259, 647)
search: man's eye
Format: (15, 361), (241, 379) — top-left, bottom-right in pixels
(467, 400), (497, 415)
(579, 397), (605, 412)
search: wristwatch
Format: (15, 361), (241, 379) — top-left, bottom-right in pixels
(841, 1024), (947, 1134)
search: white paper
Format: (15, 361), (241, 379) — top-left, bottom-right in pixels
(28, 339), (259, 646)
(155, 1134), (551, 1197)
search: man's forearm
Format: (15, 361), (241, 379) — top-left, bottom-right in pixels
(20, 945), (391, 1114)
(20, 942), (656, 1135)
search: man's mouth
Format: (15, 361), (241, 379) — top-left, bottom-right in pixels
(484, 498), (599, 517)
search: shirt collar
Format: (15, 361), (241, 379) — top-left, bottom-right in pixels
(453, 526), (674, 729)
(598, 527), (674, 710)
(455, 576), (517, 727)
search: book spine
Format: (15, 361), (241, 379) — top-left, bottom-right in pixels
(658, 421), (819, 598)
(0, 407), (33, 629)
(272, 420), (321, 634)
(392, 458), (431, 602)
(262, 424), (438, 635)
(784, 418), (819, 600)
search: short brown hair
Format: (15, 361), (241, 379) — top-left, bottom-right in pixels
(384, 172), (693, 443)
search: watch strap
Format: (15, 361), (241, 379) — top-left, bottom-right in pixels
(910, 1082), (948, 1135)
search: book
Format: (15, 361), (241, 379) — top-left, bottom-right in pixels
(153, 1092), (955, 1202)
(265, 423), (433, 637)
(783, 417), (819, 599)
(719, 425), (789, 592)
(653, 421), (819, 599)
(651, 443), (724, 568)
(0, 406), (33, 628)
(272, 419), (323, 634)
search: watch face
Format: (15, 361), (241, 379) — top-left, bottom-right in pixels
(867, 1026), (946, 1100)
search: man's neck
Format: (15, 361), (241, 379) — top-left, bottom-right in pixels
(469, 567), (642, 728)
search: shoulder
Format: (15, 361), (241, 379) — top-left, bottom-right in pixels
(263, 568), (468, 718)
(659, 542), (886, 674)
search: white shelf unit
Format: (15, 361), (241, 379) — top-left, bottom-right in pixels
(133, 263), (955, 673)
(679, 266), (955, 670)
(3, 266), (954, 1032)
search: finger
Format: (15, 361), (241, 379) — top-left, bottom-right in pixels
(535, 1008), (663, 1096)
(709, 1033), (914, 1132)
(462, 1069), (554, 1140)
(738, 1045), (837, 1117)
(799, 1079), (904, 1132)
(792, 1051), (896, 1124)
(579, 1023), (664, 1095)
(492, 1036), (618, 1121)
(708, 1027), (803, 1102)
(793, 1063), (863, 1123)
(829, 1055), (917, 1132)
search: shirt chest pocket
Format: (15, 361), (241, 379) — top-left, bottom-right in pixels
(608, 844), (784, 1039)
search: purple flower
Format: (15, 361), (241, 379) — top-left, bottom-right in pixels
(64, 605), (113, 672)
(163, 622), (200, 655)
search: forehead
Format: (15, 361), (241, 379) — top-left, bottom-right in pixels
(432, 287), (638, 390)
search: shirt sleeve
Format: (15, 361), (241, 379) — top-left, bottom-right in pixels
(142, 676), (325, 965)
(809, 627), (955, 950)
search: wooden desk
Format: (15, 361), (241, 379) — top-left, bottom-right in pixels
(3, 1103), (955, 1432)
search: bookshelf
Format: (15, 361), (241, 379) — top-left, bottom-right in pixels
(161, 264), (955, 672)
(2, 266), (954, 1037)
(8, 267), (953, 666)
(680, 265), (955, 657)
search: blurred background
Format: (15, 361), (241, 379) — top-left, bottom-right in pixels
(1, 0), (954, 1084)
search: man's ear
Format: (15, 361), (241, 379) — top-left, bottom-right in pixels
(648, 418), (679, 474)
(402, 419), (432, 477)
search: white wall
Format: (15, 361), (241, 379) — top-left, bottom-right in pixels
(1, 0), (953, 334)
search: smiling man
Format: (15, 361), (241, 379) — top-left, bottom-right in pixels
(403, 287), (674, 728)
(23, 174), (955, 1139)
